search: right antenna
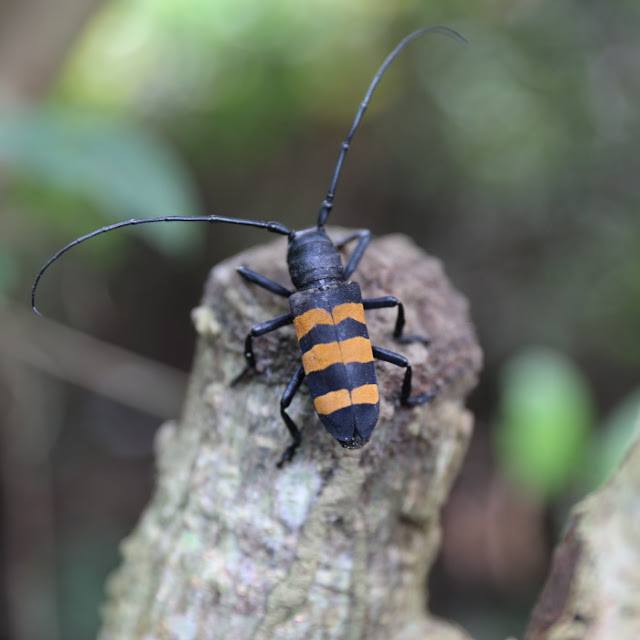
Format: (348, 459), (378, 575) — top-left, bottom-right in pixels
(316, 25), (467, 228)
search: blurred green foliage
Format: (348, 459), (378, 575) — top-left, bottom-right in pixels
(2, 1), (640, 639)
(56, 0), (422, 162)
(582, 388), (640, 491)
(0, 108), (201, 258)
(7, 1), (638, 369)
(496, 347), (594, 499)
(497, 347), (640, 501)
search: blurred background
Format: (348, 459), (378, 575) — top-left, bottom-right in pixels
(1, 0), (639, 638)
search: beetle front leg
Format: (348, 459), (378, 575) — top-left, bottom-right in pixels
(236, 266), (293, 297)
(335, 229), (371, 278)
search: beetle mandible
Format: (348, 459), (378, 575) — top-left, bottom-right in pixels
(32, 26), (466, 466)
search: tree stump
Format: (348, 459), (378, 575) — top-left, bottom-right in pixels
(524, 434), (640, 640)
(98, 232), (482, 640)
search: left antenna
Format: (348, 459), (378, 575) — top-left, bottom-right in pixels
(32, 215), (292, 315)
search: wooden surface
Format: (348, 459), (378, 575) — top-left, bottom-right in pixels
(524, 435), (640, 640)
(99, 231), (482, 639)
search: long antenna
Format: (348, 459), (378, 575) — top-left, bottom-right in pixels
(316, 25), (467, 227)
(32, 215), (292, 315)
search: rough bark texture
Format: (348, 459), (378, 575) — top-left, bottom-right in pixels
(98, 231), (482, 640)
(524, 434), (640, 640)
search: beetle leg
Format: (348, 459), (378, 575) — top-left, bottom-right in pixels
(236, 266), (293, 297)
(277, 364), (306, 467)
(231, 313), (293, 385)
(372, 345), (435, 405)
(334, 229), (371, 278)
(364, 296), (429, 344)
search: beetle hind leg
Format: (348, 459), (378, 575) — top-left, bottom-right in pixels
(277, 364), (306, 467)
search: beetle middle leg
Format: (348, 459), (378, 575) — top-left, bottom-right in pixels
(231, 312), (293, 384)
(364, 297), (429, 344)
(372, 345), (435, 405)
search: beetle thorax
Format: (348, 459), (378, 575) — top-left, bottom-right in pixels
(287, 227), (344, 291)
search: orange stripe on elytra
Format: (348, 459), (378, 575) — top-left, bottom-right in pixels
(293, 308), (333, 340)
(331, 302), (365, 325)
(338, 336), (374, 364)
(350, 384), (379, 405)
(314, 389), (351, 415)
(314, 384), (379, 415)
(301, 337), (373, 373)
(301, 341), (343, 373)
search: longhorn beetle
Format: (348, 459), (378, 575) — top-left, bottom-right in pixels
(32, 26), (466, 466)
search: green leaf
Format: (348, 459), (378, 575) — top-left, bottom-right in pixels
(495, 347), (594, 498)
(0, 108), (202, 256)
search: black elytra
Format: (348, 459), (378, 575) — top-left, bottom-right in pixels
(32, 26), (466, 467)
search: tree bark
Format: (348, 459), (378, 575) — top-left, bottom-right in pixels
(524, 434), (640, 640)
(98, 231), (482, 640)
